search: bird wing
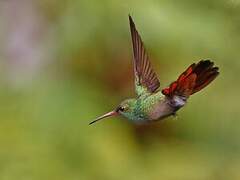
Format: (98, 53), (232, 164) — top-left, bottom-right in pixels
(129, 15), (160, 97)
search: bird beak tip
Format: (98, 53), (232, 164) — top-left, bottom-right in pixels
(89, 110), (118, 125)
(88, 121), (94, 125)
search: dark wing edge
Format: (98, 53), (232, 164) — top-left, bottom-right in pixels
(129, 15), (160, 95)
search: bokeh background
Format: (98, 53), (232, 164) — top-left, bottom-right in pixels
(0, 0), (240, 179)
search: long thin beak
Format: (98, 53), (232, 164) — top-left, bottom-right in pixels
(89, 110), (118, 125)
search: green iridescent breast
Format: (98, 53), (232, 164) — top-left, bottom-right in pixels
(131, 92), (164, 122)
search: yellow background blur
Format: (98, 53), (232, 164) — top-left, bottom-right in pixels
(0, 0), (240, 179)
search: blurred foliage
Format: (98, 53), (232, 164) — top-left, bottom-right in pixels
(0, 0), (240, 179)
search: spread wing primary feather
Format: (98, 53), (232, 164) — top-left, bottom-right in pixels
(129, 15), (160, 96)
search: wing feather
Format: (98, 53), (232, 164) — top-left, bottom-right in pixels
(129, 15), (160, 96)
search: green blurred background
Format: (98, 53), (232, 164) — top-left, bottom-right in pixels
(0, 0), (240, 179)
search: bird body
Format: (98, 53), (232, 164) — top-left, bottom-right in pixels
(89, 15), (219, 125)
(117, 91), (186, 124)
(117, 93), (162, 122)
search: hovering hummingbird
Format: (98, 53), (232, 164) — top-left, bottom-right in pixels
(89, 15), (219, 125)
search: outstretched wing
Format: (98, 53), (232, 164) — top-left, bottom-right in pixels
(129, 15), (160, 96)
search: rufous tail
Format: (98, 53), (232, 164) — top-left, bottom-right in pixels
(162, 60), (219, 98)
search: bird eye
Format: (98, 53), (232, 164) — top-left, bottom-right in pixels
(118, 106), (125, 112)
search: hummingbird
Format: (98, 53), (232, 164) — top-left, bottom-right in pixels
(89, 15), (219, 125)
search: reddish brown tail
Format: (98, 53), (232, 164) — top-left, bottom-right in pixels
(162, 60), (219, 98)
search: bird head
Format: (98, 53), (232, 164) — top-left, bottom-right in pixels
(89, 99), (135, 125)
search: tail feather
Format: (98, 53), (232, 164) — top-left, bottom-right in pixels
(162, 60), (219, 98)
